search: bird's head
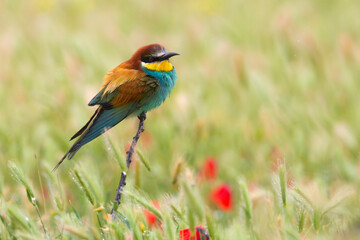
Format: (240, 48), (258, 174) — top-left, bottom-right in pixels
(126, 44), (179, 72)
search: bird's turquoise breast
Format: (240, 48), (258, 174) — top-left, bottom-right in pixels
(137, 68), (177, 113)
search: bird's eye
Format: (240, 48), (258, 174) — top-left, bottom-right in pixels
(141, 56), (156, 63)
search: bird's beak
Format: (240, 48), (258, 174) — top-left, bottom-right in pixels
(160, 52), (179, 61)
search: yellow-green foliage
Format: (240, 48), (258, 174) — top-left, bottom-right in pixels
(1, 0), (359, 239)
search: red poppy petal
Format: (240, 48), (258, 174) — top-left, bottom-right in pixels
(211, 184), (233, 211)
(200, 157), (218, 180)
(179, 228), (191, 240)
(144, 201), (161, 227)
(144, 209), (157, 226)
(195, 225), (209, 240)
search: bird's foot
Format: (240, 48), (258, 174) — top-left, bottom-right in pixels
(138, 112), (147, 121)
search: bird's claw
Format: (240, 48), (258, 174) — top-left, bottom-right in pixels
(138, 112), (147, 121)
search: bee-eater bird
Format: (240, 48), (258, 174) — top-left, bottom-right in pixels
(53, 44), (178, 170)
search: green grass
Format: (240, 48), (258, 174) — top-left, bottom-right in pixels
(1, 0), (360, 239)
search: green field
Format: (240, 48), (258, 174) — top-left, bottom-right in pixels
(1, 0), (360, 239)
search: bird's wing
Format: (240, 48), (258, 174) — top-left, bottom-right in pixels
(109, 76), (160, 108)
(71, 74), (160, 141)
(88, 67), (146, 107)
(53, 74), (160, 170)
(89, 71), (159, 108)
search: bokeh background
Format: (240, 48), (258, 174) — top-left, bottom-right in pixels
(1, 0), (360, 239)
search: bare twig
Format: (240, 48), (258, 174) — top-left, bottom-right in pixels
(126, 112), (146, 168)
(110, 171), (126, 219)
(111, 112), (146, 219)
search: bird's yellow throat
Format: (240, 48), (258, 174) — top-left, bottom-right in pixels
(143, 60), (173, 72)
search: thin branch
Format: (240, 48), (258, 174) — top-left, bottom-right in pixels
(110, 171), (126, 219)
(126, 112), (146, 169)
(111, 112), (146, 219)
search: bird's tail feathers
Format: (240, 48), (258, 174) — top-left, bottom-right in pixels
(52, 152), (67, 172)
(53, 105), (135, 171)
(70, 108), (100, 141)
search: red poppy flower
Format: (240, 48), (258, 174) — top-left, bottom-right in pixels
(179, 225), (209, 240)
(199, 157), (217, 180)
(144, 201), (161, 228)
(179, 228), (191, 240)
(211, 184), (233, 211)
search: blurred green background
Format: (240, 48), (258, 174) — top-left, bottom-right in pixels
(1, 0), (360, 239)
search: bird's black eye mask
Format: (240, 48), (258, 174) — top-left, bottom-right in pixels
(141, 55), (159, 63)
(141, 52), (179, 63)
